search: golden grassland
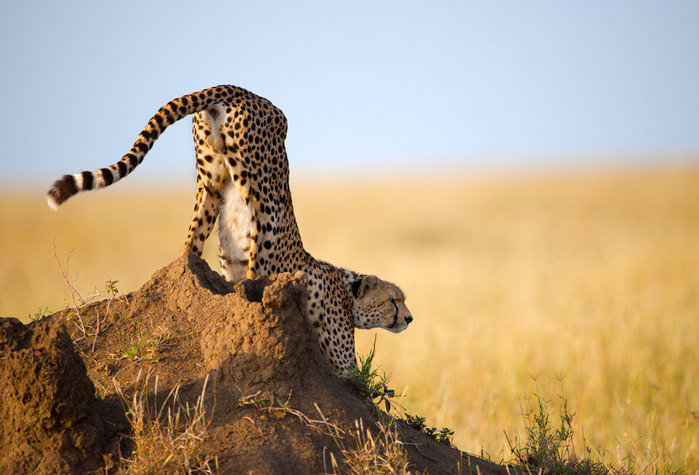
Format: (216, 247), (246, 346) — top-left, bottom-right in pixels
(1, 166), (697, 471)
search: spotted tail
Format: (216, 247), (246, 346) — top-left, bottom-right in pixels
(46, 85), (249, 210)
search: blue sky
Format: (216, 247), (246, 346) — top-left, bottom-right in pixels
(1, 1), (698, 185)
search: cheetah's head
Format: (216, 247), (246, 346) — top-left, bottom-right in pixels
(350, 275), (413, 333)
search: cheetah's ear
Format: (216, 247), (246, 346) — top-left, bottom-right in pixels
(354, 275), (378, 298)
(350, 279), (362, 298)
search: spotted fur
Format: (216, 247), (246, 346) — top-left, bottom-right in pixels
(46, 85), (413, 376)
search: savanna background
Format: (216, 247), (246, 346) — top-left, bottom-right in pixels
(2, 0), (698, 472)
(2, 167), (697, 471)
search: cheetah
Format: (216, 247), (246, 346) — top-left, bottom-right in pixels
(46, 85), (413, 376)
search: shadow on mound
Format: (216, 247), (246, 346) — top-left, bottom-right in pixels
(0, 255), (513, 474)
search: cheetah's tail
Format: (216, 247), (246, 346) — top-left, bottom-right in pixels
(46, 85), (248, 210)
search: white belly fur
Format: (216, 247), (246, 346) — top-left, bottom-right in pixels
(217, 182), (253, 283)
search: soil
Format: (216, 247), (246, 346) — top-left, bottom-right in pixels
(0, 254), (517, 474)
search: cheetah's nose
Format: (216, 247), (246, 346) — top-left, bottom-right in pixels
(405, 315), (413, 325)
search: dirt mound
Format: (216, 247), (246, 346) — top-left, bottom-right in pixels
(0, 255), (513, 474)
(0, 318), (109, 473)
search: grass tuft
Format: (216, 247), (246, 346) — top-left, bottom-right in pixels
(348, 337), (400, 414)
(328, 418), (411, 475)
(116, 370), (216, 474)
(504, 376), (682, 475)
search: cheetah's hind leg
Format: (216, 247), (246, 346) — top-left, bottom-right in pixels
(181, 184), (219, 257)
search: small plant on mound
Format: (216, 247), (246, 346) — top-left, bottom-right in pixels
(349, 343), (455, 450)
(403, 413), (455, 447)
(348, 339), (400, 414)
(53, 243), (129, 351)
(111, 327), (177, 361)
(28, 305), (50, 323)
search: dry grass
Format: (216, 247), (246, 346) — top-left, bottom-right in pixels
(115, 371), (215, 474)
(1, 166), (697, 472)
(238, 392), (411, 474)
(327, 418), (411, 475)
